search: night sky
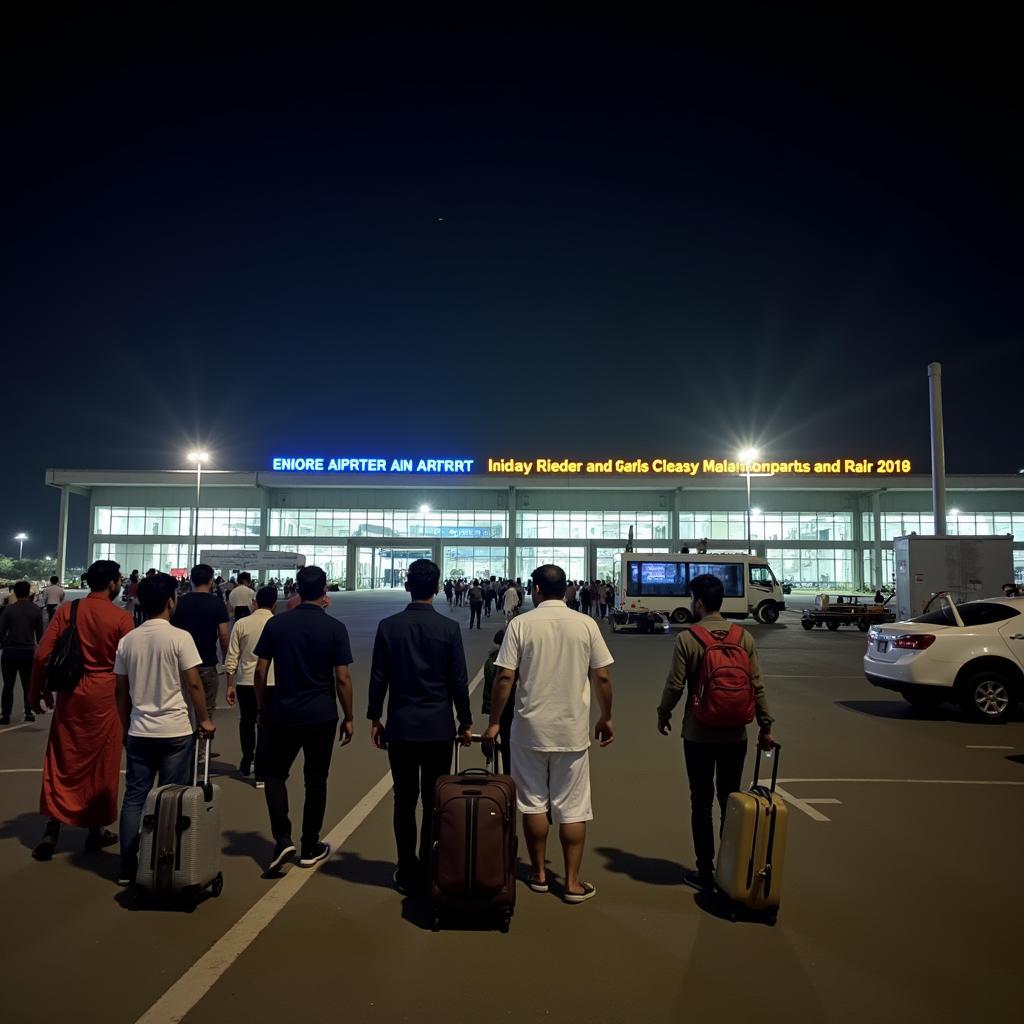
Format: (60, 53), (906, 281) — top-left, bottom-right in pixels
(2, 14), (1021, 562)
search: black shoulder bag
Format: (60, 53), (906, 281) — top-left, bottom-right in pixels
(46, 599), (86, 693)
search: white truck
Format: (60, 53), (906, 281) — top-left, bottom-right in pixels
(615, 552), (786, 627)
(893, 535), (1014, 621)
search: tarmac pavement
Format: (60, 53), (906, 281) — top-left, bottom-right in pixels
(1, 592), (1022, 1024)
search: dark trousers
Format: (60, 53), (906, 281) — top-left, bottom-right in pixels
(469, 602), (483, 628)
(1, 650), (33, 719)
(386, 740), (453, 874)
(484, 597), (493, 616)
(264, 718), (336, 850)
(683, 738), (748, 875)
(236, 686), (269, 779)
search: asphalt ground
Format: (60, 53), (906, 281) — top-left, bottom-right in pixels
(2, 592), (1023, 1024)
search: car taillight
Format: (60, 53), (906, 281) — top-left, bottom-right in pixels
(893, 634), (936, 650)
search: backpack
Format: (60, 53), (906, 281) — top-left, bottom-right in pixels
(689, 624), (755, 729)
(45, 599), (86, 693)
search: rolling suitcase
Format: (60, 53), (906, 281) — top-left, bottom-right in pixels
(430, 736), (517, 932)
(715, 742), (787, 924)
(135, 735), (224, 902)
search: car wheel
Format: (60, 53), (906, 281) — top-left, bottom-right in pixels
(826, 620), (840, 631)
(960, 670), (1016, 724)
(758, 603), (780, 625)
(902, 688), (946, 709)
(671, 608), (691, 624)
(801, 619), (814, 631)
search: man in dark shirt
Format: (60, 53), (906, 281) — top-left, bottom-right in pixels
(171, 564), (229, 719)
(0, 581), (44, 724)
(254, 565), (354, 874)
(368, 558), (472, 894)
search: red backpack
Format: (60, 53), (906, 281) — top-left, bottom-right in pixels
(689, 624), (756, 728)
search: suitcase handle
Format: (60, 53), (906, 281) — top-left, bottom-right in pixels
(193, 733), (213, 799)
(752, 742), (781, 792)
(453, 734), (501, 774)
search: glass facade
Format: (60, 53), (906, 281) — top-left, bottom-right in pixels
(680, 511), (852, 542)
(442, 546), (508, 581)
(863, 511), (1024, 542)
(516, 511), (669, 540)
(268, 508), (506, 539)
(765, 548), (854, 588)
(516, 546), (587, 583)
(595, 546), (669, 583)
(94, 506), (261, 537)
(91, 542), (261, 575)
(267, 544), (347, 585)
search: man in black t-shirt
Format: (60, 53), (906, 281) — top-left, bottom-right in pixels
(254, 565), (354, 874)
(171, 564), (230, 717)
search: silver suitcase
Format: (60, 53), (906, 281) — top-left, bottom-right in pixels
(135, 735), (224, 901)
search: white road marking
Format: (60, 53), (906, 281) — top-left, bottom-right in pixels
(0, 722), (37, 734)
(761, 675), (866, 679)
(134, 666), (485, 1024)
(774, 785), (831, 821)
(776, 777), (1024, 787)
(802, 798), (842, 805)
(965, 745), (1013, 750)
(0, 768), (42, 774)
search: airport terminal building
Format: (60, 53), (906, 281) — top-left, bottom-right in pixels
(45, 454), (1024, 591)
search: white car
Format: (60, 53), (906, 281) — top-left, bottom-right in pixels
(863, 595), (1024, 723)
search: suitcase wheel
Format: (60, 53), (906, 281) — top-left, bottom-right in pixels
(211, 872), (224, 898)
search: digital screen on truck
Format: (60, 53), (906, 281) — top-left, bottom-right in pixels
(626, 560), (745, 598)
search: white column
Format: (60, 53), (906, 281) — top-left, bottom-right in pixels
(56, 485), (70, 582)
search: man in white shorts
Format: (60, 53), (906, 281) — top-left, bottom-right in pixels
(484, 563), (614, 904)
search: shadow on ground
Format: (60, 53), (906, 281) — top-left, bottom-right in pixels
(222, 829), (275, 871)
(321, 850), (396, 888)
(595, 846), (689, 885)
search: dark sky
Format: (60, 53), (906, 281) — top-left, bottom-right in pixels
(2, 13), (1021, 562)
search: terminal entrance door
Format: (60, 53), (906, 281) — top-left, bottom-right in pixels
(355, 546), (434, 590)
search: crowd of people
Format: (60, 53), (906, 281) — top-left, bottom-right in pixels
(8, 555), (775, 905)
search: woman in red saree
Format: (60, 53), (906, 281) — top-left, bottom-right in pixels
(29, 560), (133, 860)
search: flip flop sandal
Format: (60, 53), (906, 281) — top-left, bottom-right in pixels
(564, 881), (596, 904)
(527, 876), (549, 893)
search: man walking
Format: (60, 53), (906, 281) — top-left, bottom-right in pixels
(485, 564), (614, 904)
(501, 580), (520, 622)
(467, 579), (484, 629)
(29, 560), (133, 860)
(657, 573), (775, 890)
(228, 571), (256, 621)
(254, 565), (354, 874)
(225, 585), (277, 786)
(367, 558), (472, 894)
(0, 581), (44, 724)
(114, 573), (215, 885)
(42, 575), (65, 624)
(172, 564), (229, 723)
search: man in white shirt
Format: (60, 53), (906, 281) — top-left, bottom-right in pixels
(225, 585), (277, 787)
(114, 572), (215, 886)
(41, 576), (65, 623)
(485, 564), (614, 905)
(501, 582), (520, 622)
(228, 572), (256, 621)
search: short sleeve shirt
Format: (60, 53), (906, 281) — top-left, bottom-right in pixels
(114, 619), (202, 737)
(495, 600), (614, 751)
(172, 592), (230, 666)
(254, 604), (353, 726)
(229, 585), (255, 610)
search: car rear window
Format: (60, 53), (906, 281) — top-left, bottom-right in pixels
(911, 602), (1020, 627)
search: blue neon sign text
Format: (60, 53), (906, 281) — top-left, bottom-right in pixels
(271, 457), (475, 474)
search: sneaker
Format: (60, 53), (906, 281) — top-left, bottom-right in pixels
(117, 858), (137, 886)
(393, 868), (411, 895)
(564, 881), (597, 904)
(299, 841), (331, 868)
(239, 758), (253, 778)
(31, 835), (57, 861)
(266, 838), (296, 873)
(683, 868), (715, 891)
(0, 716), (10, 726)
(24, 711), (35, 723)
(84, 828), (118, 852)
(255, 779), (265, 789)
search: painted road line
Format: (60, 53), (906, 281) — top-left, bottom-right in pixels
(802, 798), (842, 805)
(774, 785), (831, 822)
(761, 675), (865, 679)
(134, 665), (485, 1024)
(776, 778), (1024, 787)
(965, 745), (1013, 750)
(0, 722), (37, 735)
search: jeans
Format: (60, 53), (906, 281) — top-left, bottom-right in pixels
(1, 649), (33, 719)
(683, 738), (748, 875)
(264, 718), (336, 851)
(469, 602), (482, 628)
(387, 740), (453, 874)
(236, 685), (269, 778)
(119, 734), (195, 864)
(198, 666), (219, 714)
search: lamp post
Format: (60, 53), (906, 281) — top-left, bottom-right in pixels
(187, 452), (209, 569)
(737, 448), (760, 555)
(14, 533), (28, 559)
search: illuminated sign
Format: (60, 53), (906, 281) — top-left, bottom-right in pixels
(271, 457), (475, 473)
(484, 457), (913, 477)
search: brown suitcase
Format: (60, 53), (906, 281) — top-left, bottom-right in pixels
(430, 737), (517, 932)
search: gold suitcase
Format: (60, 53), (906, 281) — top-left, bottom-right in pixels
(715, 743), (787, 922)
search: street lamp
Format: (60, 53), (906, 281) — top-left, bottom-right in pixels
(737, 448), (760, 555)
(418, 504), (431, 514)
(187, 451), (210, 569)
(14, 533), (28, 559)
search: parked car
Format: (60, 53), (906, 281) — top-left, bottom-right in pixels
(863, 594), (1024, 723)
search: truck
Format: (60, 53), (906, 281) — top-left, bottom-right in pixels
(893, 534), (1014, 621)
(614, 552), (786, 628)
(801, 593), (896, 632)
